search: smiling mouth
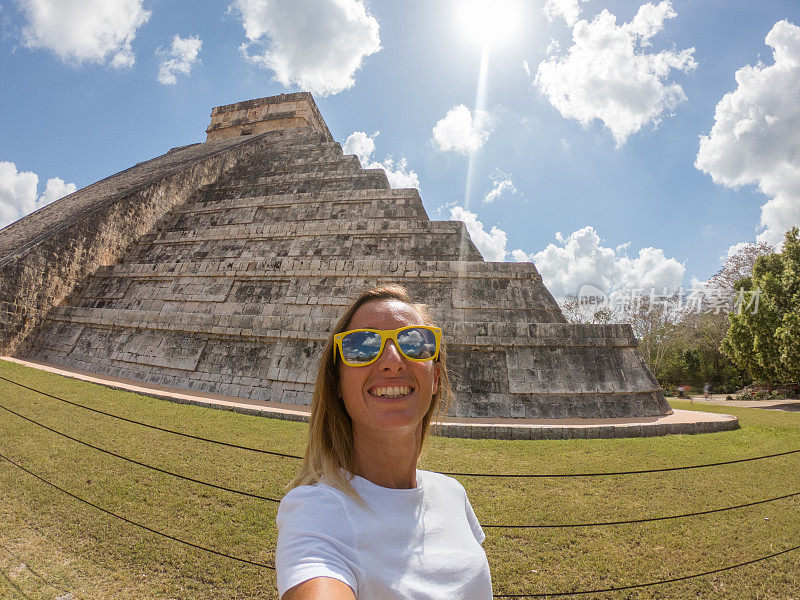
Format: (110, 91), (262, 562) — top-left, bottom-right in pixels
(369, 385), (414, 398)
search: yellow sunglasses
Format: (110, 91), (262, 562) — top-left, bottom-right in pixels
(333, 325), (442, 367)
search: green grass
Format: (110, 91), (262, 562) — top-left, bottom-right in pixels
(1, 359), (798, 599)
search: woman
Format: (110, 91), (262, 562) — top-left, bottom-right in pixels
(276, 284), (492, 599)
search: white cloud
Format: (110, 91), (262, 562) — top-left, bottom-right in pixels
(38, 177), (77, 205)
(432, 105), (494, 155)
(444, 213), (684, 293)
(511, 249), (531, 262)
(483, 170), (519, 203)
(0, 162), (37, 228)
(343, 131), (420, 189)
(529, 226), (685, 298)
(695, 20), (800, 247)
(19, 0), (150, 68)
(232, 0), (381, 96)
(543, 0), (586, 26)
(522, 59), (531, 77)
(342, 130), (376, 166)
(449, 206), (508, 261)
(535, 1), (696, 146)
(0, 162), (76, 229)
(157, 35), (202, 85)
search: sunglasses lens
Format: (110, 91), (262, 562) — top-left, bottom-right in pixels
(341, 330), (383, 364)
(397, 327), (438, 360)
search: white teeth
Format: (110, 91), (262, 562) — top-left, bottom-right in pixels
(371, 386), (412, 397)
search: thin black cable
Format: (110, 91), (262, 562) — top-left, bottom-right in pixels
(0, 543), (87, 600)
(3, 421), (799, 598)
(482, 490), (800, 528)
(0, 374), (302, 459)
(0, 451), (276, 571)
(3, 373), (799, 478)
(492, 543), (800, 597)
(0, 566), (34, 600)
(8, 448), (796, 600)
(5, 398), (798, 528)
(440, 447), (800, 478)
(0, 402), (281, 503)
(6, 403), (800, 532)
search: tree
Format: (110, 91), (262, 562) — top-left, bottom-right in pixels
(721, 227), (800, 386)
(661, 240), (773, 391)
(707, 241), (773, 295)
(559, 295), (615, 324)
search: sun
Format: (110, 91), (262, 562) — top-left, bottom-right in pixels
(457, 0), (522, 46)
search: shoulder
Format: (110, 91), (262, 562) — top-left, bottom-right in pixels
(277, 483), (353, 528)
(417, 469), (468, 498)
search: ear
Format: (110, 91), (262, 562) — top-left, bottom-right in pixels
(432, 362), (440, 396)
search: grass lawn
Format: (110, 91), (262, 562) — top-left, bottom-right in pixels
(1, 358), (798, 599)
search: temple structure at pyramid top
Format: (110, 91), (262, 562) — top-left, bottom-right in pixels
(205, 93), (333, 142)
(0, 92), (673, 425)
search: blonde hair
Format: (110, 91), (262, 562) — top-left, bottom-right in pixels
(287, 284), (452, 501)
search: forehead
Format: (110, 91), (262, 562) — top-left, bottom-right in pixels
(347, 299), (426, 330)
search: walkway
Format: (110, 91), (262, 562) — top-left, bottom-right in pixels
(686, 395), (800, 413)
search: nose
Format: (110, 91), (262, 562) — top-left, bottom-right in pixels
(376, 339), (405, 371)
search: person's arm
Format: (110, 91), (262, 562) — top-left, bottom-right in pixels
(276, 487), (363, 599)
(282, 576), (356, 600)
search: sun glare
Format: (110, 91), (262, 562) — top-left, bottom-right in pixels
(458, 0), (521, 46)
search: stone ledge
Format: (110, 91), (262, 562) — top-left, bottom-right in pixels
(97, 257), (545, 280)
(150, 219), (464, 244)
(43, 309), (633, 346)
(177, 189), (425, 213)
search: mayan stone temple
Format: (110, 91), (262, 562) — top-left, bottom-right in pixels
(0, 92), (698, 435)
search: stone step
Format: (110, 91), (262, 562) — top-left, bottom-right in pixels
(223, 167), (383, 188)
(124, 236), (479, 264)
(229, 156), (362, 179)
(26, 314), (653, 408)
(69, 258), (562, 318)
(41, 305), (634, 347)
(224, 152), (356, 178)
(196, 169), (391, 198)
(224, 140), (345, 167)
(224, 157), (360, 181)
(68, 299), (563, 326)
(130, 129), (333, 182)
(69, 276), (561, 317)
(163, 196), (428, 231)
(174, 188), (426, 214)
(94, 256), (543, 280)
(146, 218), (464, 244)
(123, 232), (476, 263)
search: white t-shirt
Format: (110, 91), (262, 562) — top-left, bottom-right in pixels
(276, 469), (493, 599)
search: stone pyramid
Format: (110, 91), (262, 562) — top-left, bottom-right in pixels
(0, 93), (669, 420)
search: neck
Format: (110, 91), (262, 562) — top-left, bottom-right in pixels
(352, 425), (422, 489)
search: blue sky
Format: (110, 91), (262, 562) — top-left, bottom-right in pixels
(1, 0), (799, 300)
